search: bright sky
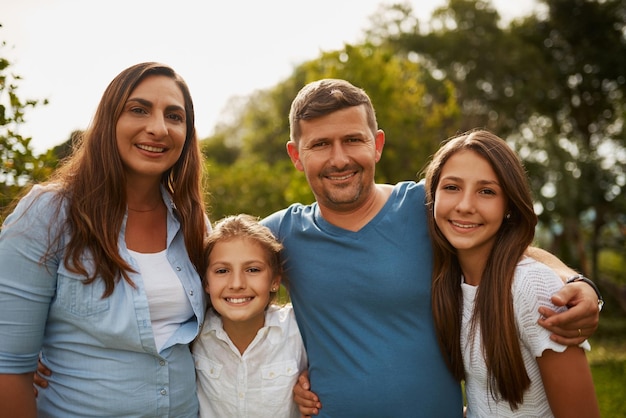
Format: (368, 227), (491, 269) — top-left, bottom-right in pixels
(3, 0), (537, 154)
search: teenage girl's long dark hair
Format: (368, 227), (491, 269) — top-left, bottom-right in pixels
(424, 129), (538, 409)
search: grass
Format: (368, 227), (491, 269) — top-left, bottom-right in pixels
(588, 315), (626, 417)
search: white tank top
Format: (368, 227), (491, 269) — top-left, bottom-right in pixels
(128, 249), (194, 352)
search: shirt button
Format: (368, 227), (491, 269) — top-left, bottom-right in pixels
(189, 290), (194, 296)
(159, 360), (166, 366)
(176, 266), (182, 271)
(160, 389), (167, 395)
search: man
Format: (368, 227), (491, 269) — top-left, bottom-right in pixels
(262, 79), (601, 417)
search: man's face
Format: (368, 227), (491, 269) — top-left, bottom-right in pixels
(286, 105), (384, 214)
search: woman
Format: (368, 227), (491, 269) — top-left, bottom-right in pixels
(0, 62), (208, 417)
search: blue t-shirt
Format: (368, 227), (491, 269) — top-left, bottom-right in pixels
(262, 181), (462, 417)
(0, 185), (205, 417)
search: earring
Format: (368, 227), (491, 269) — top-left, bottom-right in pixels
(271, 287), (277, 292)
(505, 213), (511, 219)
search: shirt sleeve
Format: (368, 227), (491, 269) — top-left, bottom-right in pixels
(0, 187), (60, 372)
(514, 261), (591, 358)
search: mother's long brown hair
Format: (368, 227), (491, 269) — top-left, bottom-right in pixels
(47, 62), (207, 296)
(424, 129), (538, 409)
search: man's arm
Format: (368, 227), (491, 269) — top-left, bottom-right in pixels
(526, 247), (601, 345)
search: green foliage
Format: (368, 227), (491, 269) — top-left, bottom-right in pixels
(203, 155), (313, 221)
(200, 40), (461, 217)
(381, 0), (626, 287)
(599, 249), (626, 285)
(202, 41), (462, 219)
(0, 37), (54, 215)
(588, 316), (626, 417)
(294, 44), (461, 183)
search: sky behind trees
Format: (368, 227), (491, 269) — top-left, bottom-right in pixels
(3, 0), (536, 153)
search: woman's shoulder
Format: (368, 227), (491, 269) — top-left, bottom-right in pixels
(3, 183), (65, 226)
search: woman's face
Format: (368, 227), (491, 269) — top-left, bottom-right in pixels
(116, 74), (187, 183)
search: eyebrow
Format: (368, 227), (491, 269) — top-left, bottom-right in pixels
(126, 97), (185, 113)
(441, 175), (501, 186)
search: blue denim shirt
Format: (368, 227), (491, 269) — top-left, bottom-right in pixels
(0, 184), (206, 417)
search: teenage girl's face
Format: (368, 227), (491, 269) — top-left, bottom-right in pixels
(116, 75), (187, 183)
(205, 237), (279, 331)
(434, 149), (507, 261)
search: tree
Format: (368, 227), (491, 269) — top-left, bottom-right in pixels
(201, 41), (460, 219)
(379, 0), (626, 286)
(0, 32), (55, 215)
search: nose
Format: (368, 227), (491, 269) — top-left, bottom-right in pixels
(455, 191), (476, 213)
(145, 113), (168, 137)
(329, 142), (350, 168)
(228, 271), (246, 290)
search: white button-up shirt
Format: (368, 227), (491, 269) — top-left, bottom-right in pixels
(193, 304), (307, 418)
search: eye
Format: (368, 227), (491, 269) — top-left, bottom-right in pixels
(441, 184), (459, 191)
(246, 266), (262, 273)
(309, 141), (328, 149)
(129, 106), (148, 115)
(166, 112), (184, 122)
(345, 137), (363, 144)
(479, 188), (496, 196)
(213, 267), (228, 274)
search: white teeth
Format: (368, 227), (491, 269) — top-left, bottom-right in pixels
(451, 221), (478, 229)
(136, 144), (165, 153)
(226, 297), (252, 304)
(328, 174), (352, 180)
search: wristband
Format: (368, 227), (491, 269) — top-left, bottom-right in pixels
(566, 274), (604, 312)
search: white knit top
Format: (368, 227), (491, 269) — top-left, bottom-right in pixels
(461, 257), (591, 417)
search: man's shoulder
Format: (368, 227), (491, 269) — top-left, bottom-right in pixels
(262, 202), (315, 225)
(384, 180), (425, 201)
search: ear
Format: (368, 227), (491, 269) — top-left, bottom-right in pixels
(271, 275), (282, 291)
(286, 141), (304, 172)
(374, 130), (385, 162)
(203, 279), (210, 295)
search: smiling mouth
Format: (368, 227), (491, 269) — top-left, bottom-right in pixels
(450, 221), (480, 229)
(325, 171), (356, 182)
(225, 297), (253, 304)
(136, 144), (166, 153)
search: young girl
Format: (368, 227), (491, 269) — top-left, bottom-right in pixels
(192, 214), (307, 418)
(424, 129), (600, 417)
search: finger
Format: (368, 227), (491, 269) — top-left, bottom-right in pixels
(547, 333), (587, 346)
(298, 405), (319, 417)
(293, 384), (318, 401)
(37, 361), (52, 376)
(538, 300), (598, 330)
(32, 371), (49, 388)
(550, 283), (577, 307)
(294, 393), (319, 406)
(297, 370), (310, 390)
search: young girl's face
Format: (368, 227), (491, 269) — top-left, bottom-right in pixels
(205, 237), (279, 329)
(434, 149), (507, 260)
